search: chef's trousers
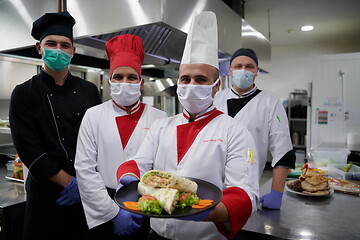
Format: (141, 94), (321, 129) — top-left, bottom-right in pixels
(23, 176), (89, 240)
(86, 219), (150, 240)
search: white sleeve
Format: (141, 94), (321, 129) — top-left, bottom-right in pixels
(74, 110), (119, 229)
(268, 99), (293, 166)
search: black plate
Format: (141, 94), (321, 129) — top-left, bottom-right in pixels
(114, 177), (222, 218)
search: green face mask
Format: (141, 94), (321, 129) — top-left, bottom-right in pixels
(42, 48), (73, 72)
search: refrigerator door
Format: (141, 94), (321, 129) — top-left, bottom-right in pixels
(310, 52), (360, 151)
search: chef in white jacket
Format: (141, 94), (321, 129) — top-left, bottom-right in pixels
(214, 48), (295, 210)
(115, 12), (260, 240)
(74, 34), (167, 239)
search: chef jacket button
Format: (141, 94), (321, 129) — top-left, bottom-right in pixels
(73, 91), (77, 94)
(77, 112), (80, 116)
(49, 94), (53, 97)
(69, 159), (73, 162)
(56, 115), (59, 118)
(62, 138), (65, 141)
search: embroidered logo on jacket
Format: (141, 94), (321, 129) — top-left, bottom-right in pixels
(203, 139), (223, 143)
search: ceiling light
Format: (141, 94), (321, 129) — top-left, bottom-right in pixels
(301, 25), (314, 31)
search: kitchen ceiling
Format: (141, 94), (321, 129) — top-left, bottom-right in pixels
(243, 0), (360, 46)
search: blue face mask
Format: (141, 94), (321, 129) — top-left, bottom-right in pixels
(231, 69), (255, 89)
(42, 48), (73, 72)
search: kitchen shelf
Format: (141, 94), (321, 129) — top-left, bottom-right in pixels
(287, 91), (308, 149)
(288, 118), (307, 122)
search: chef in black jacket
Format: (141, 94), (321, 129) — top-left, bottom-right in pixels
(9, 11), (102, 240)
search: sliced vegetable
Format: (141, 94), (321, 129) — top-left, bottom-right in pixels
(123, 201), (140, 211)
(176, 192), (200, 208)
(192, 204), (210, 209)
(141, 195), (157, 201)
(138, 195), (163, 214)
(179, 192), (192, 201)
(191, 199), (213, 209)
(198, 199), (213, 204)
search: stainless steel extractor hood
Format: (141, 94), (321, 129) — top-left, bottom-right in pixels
(68, 0), (245, 70)
(0, 0), (271, 73)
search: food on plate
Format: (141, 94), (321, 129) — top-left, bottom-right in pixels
(328, 178), (360, 194)
(141, 170), (177, 188)
(300, 167), (330, 193)
(302, 190), (330, 196)
(138, 195), (163, 214)
(140, 170), (198, 193)
(287, 165), (330, 196)
(176, 192), (200, 208)
(123, 170), (210, 215)
(191, 199), (213, 209)
(152, 188), (179, 214)
(286, 179), (303, 192)
(123, 201), (140, 211)
(173, 176), (198, 194)
(300, 174), (329, 192)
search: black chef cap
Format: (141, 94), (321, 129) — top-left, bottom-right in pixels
(230, 48), (258, 66)
(31, 11), (75, 42)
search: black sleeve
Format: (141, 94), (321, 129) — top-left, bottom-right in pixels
(9, 84), (63, 181)
(80, 79), (102, 107)
(274, 149), (296, 169)
(90, 83), (102, 106)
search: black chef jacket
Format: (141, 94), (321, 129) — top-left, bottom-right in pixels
(10, 70), (102, 180)
(9, 70), (102, 240)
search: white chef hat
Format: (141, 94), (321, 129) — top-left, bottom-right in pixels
(181, 11), (219, 69)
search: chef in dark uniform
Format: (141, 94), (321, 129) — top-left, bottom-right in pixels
(9, 11), (102, 240)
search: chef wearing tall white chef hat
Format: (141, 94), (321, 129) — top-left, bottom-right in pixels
(214, 48), (296, 210)
(74, 34), (167, 239)
(115, 12), (260, 240)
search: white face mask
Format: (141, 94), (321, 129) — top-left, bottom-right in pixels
(109, 79), (142, 107)
(177, 79), (219, 114)
(231, 69), (255, 89)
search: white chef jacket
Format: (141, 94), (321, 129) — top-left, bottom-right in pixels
(75, 100), (167, 229)
(117, 106), (260, 240)
(214, 87), (293, 176)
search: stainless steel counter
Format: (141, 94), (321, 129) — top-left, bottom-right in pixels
(235, 178), (360, 240)
(0, 165), (26, 240)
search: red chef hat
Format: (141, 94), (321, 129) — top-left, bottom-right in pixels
(106, 34), (145, 76)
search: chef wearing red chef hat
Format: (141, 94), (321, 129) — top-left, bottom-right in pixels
(75, 34), (167, 239)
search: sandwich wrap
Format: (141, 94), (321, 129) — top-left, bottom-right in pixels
(138, 182), (180, 214)
(153, 188), (179, 214)
(173, 176), (198, 194)
(138, 170), (199, 214)
(141, 170), (177, 188)
(138, 181), (157, 196)
(140, 170), (198, 193)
